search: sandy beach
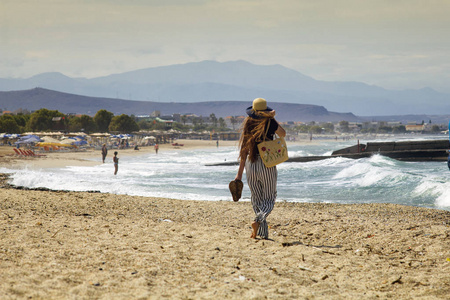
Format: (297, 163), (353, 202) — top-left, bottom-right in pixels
(1, 140), (449, 299)
(0, 139), (239, 170)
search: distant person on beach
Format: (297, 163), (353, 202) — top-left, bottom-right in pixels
(155, 144), (159, 154)
(101, 144), (108, 163)
(235, 98), (286, 239)
(113, 151), (119, 175)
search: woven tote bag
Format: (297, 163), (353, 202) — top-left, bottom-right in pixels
(257, 120), (288, 168)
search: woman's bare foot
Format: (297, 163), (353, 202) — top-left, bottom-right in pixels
(250, 221), (259, 239)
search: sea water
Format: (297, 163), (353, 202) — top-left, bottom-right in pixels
(2, 137), (450, 211)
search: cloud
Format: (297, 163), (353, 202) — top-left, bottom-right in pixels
(1, 0), (450, 92)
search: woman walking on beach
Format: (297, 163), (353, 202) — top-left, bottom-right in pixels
(235, 98), (286, 239)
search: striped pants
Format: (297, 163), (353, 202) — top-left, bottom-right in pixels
(245, 156), (277, 239)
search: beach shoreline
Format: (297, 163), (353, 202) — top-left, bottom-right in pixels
(0, 138), (322, 170)
(0, 139), (240, 170)
(1, 138), (449, 299)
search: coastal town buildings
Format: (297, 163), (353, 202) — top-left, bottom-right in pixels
(1, 107), (447, 135)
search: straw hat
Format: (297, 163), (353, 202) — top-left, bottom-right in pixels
(246, 98), (273, 118)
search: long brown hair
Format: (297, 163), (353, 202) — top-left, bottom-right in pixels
(238, 110), (275, 163)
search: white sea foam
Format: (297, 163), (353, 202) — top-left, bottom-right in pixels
(435, 188), (450, 207)
(412, 175), (450, 208)
(2, 142), (450, 210)
(332, 155), (409, 188)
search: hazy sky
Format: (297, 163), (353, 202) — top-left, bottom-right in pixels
(1, 0), (450, 93)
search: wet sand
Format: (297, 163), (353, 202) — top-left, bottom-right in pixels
(0, 140), (449, 299)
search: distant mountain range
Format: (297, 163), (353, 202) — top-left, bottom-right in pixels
(0, 60), (449, 116)
(0, 88), (360, 122)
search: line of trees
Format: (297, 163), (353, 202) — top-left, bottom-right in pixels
(0, 109), (138, 134)
(0, 109), (231, 134)
(3, 109), (445, 135)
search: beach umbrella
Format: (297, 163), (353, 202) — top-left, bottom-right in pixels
(49, 132), (64, 136)
(62, 137), (88, 146)
(15, 135), (43, 145)
(36, 142), (77, 148)
(41, 136), (61, 143)
(90, 133), (111, 137)
(60, 138), (87, 146)
(75, 140), (88, 146)
(60, 139), (75, 145)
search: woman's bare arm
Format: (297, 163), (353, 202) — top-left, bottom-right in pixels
(235, 150), (248, 181)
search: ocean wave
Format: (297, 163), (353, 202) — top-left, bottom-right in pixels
(2, 142), (449, 210)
